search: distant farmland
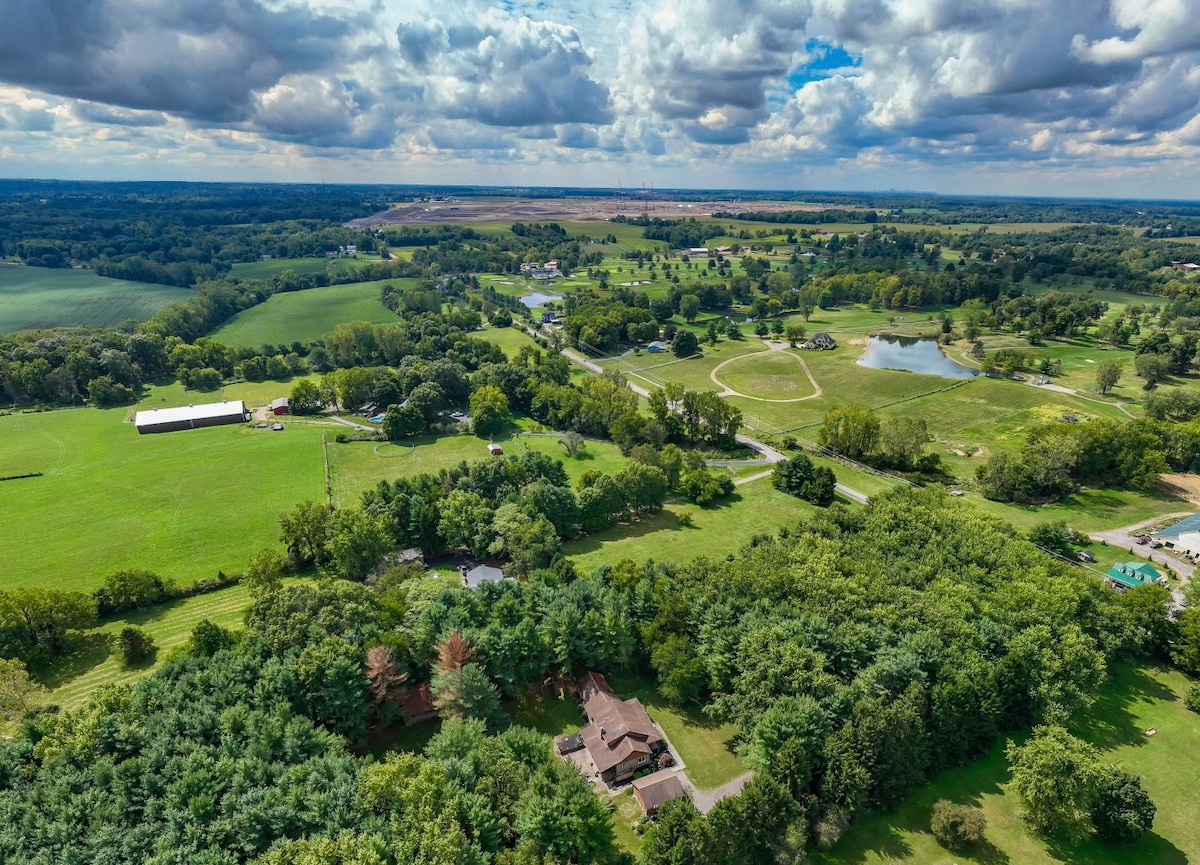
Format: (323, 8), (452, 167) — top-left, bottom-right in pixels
(0, 264), (192, 333)
(211, 279), (409, 347)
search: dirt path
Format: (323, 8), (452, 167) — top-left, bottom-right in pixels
(684, 771), (754, 815)
(708, 341), (823, 402)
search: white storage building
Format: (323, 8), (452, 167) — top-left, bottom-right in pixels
(134, 400), (250, 434)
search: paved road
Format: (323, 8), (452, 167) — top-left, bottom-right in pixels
(1089, 514), (1194, 608)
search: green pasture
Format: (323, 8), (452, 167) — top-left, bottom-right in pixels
(818, 664), (1200, 865)
(211, 279), (409, 348)
(0, 264), (192, 333)
(0, 390), (326, 592)
(230, 257), (334, 280)
(327, 431), (629, 506)
(565, 478), (815, 572)
(231, 255), (384, 281)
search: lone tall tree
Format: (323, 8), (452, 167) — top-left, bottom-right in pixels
(1096, 358), (1122, 394)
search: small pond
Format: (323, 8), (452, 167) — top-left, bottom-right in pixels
(520, 292), (563, 308)
(857, 335), (979, 378)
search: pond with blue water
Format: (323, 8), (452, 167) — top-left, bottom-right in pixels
(520, 292), (563, 308)
(857, 335), (979, 378)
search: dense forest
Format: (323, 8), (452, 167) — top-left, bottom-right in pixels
(2, 488), (1188, 864)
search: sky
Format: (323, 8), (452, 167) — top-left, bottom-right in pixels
(2, 0), (1200, 199)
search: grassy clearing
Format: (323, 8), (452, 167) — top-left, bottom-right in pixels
(0, 388), (326, 592)
(607, 673), (746, 791)
(220, 374), (321, 408)
(211, 279), (411, 348)
(817, 664), (1200, 865)
(37, 580), (271, 709)
(966, 485), (1192, 533)
(566, 478), (816, 572)
(0, 264), (192, 333)
(472, 324), (541, 358)
(327, 431), (628, 505)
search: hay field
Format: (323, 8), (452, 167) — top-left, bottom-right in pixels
(211, 279), (410, 347)
(0, 264), (192, 333)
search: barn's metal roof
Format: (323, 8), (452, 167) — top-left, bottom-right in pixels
(134, 400), (247, 428)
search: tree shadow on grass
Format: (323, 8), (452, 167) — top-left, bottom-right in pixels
(1044, 830), (1188, 865)
(33, 632), (113, 689)
(1070, 664), (1177, 752)
(563, 512), (683, 556)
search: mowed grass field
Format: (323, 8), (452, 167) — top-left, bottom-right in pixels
(0, 395), (327, 592)
(818, 664), (1200, 865)
(211, 278), (411, 348)
(565, 478), (817, 571)
(0, 264), (192, 333)
(38, 581), (259, 708)
(713, 348), (819, 400)
(327, 431), (629, 505)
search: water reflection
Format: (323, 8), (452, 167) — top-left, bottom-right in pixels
(856, 335), (979, 378)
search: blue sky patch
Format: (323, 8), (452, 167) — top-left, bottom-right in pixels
(788, 40), (862, 89)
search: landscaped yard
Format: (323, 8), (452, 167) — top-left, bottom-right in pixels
(817, 664), (1200, 865)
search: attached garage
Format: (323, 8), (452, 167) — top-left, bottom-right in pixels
(134, 400), (250, 434)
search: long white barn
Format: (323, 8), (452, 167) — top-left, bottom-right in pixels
(134, 400), (249, 434)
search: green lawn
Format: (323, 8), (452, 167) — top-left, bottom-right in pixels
(607, 673), (746, 791)
(509, 692), (585, 737)
(0, 264), (192, 333)
(818, 664), (1200, 865)
(967, 485), (1193, 533)
(211, 279), (411, 347)
(611, 790), (647, 857)
(230, 257), (335, 279)
(0, 389), (327, 591)
(566, 478), (816, 573)
(327, 431), (628, 506)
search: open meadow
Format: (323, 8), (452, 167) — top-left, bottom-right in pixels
(0, 389), (327, 592)
(818, 664), (1200, 865)
(211, 278), (410, 348)
(0, 264), (192, 333)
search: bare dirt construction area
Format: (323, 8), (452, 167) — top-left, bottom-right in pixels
(345, 197), (839, 228)
(1160, 473), (1200, 503)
